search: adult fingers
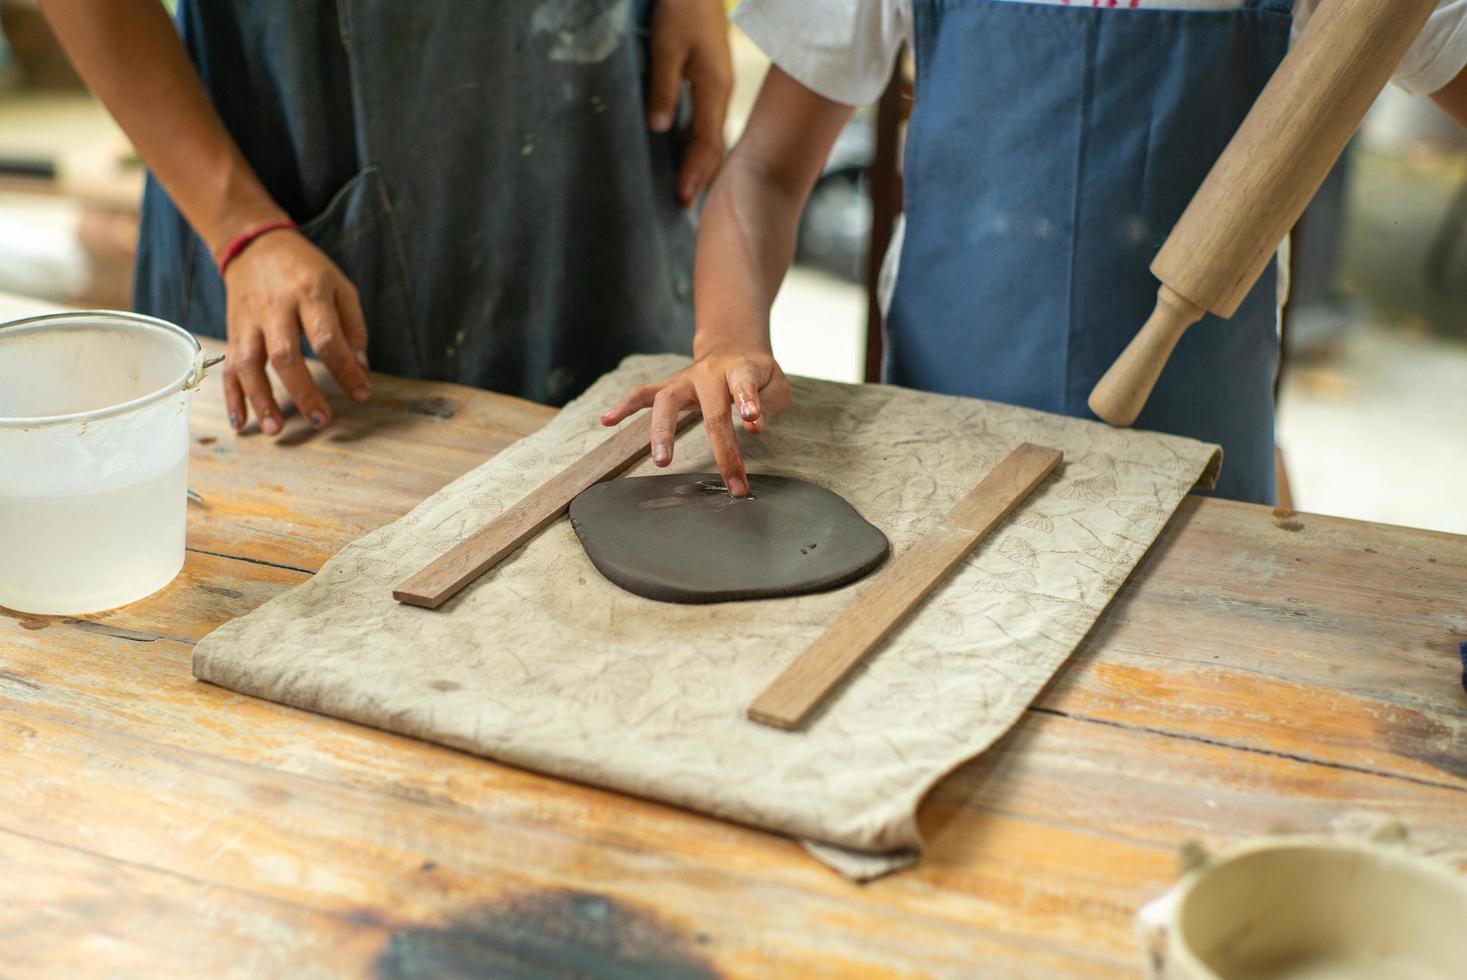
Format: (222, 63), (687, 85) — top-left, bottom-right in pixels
(334, 283), (372, 400)
(234, 329), (283, 436)
(646, 29), (685, 134)
(692, 375), (747, 497)
(263, 314), (331, 430)
(221, 358), (248, 432)
(649, 385), (694, 467)
(302, 294), (370, 403)
(600, 383), (662, 427)
(678, 49), (731, 204)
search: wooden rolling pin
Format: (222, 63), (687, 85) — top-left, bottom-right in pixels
(1088, 0), (1442, 427)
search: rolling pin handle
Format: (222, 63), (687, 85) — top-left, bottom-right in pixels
(1087, 285), (1204, 427)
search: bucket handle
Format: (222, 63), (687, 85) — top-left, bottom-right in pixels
(188, 353), (225, 390)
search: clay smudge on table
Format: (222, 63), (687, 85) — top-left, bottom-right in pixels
(1272, 506), (1305, 532)
(569, 473), (889, 604)
(1, 608), (172, 643)
(61, 619), (166, 643)
(404, 397), (457, 420)
(375, 889), (718, 980)
(1, 604), (51, 631)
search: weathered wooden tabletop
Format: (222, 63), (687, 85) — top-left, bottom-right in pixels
(3, 298), (1465, 978)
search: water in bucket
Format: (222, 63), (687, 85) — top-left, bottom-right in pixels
(0, 312), (206, 614)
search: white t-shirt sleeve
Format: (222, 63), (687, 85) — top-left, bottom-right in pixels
(1294, 0), (1467, 96)
(731, 0), (908, 107)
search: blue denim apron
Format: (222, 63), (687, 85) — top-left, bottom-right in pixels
(134, 0), (694, 406)
(887, 0), (1293, 503)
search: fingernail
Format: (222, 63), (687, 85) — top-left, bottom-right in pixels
(355, 350), (369, 371)
(652, 444), (670, 465)
(262, 416), (281, 436)
(649, 110), (672, 133)
(728, 476), (748, 498)
(309, 411), (327, 428)
(353, 383), (371, 402)
(738, 396), (757, 420)
(228, 412), (241, 430)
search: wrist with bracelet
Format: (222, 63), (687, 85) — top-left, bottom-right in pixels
(214, 219), (297, 277)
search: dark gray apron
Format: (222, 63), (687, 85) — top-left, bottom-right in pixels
(135, 0), (694, 406)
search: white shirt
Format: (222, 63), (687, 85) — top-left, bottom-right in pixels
(733, 0), (1467, 105)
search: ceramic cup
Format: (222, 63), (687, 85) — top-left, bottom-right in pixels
(1137, 825), (1467, 980)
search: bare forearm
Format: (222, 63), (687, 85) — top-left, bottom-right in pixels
(604, 69), (850, 491)
(1431, 62), (1467, 130)
(39, 0), (284, 255)
(692, 158), (806, 355)
(692, 66), (854, 357)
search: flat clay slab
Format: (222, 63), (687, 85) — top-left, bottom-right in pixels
(568, 473), (890, 604)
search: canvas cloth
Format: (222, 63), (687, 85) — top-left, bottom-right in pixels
(193, 355), (1221, 879)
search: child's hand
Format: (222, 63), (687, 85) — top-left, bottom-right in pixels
(646, 0), (733, 206)
(600, 348), (790, 498)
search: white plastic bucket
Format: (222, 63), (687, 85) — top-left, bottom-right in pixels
(0, 311), (211, 614)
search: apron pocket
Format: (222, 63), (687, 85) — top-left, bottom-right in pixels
(299, 166), (421, 376)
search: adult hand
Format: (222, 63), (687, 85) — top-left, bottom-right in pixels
(220, 230), (372, 436)
(600, 346), (791, 498)
(646, 0), (733, 206)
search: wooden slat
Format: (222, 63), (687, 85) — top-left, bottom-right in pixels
(749, 443), (1063, 729)
(393, 410), (699, 609)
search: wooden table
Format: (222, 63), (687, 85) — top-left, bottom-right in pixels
(3, 298), (1465, 978)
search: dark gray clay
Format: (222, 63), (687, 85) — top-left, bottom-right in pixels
(568, 473), (890, 604)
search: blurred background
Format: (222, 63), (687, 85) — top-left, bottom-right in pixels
(1, 3), (1462, 532)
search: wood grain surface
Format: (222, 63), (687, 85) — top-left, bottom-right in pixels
(3, 297), (1465, 978)
(748, 443), (1063, 729)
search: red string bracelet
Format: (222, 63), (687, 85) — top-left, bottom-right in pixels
(216, 219), (298, 277)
